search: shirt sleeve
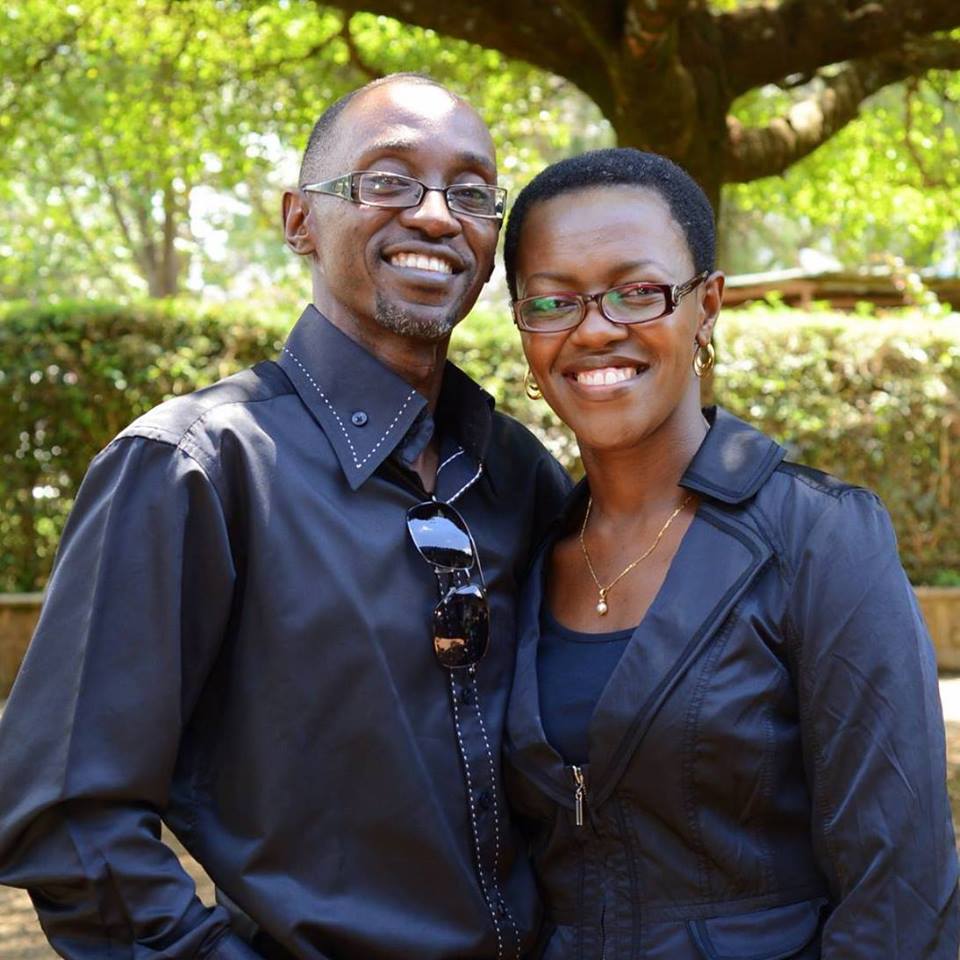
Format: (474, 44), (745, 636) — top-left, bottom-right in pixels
(0, 435), (259, 959)
(790, 489), (960, 958)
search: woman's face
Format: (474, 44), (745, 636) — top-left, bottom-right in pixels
(515, 185), (722, 454)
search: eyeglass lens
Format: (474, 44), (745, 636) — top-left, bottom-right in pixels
(433, 583), (489, 669)
(406, 501), (475, 570)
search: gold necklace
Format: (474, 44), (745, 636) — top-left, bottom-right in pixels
(579, 493), (693, 616)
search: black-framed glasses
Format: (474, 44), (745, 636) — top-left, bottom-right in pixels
(406, 500), (489, 670)
(302, 170), (507, 220)
(513, 271), (709, 333)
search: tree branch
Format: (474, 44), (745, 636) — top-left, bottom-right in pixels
(903, 78), (952, 188)
(725, 39), (960, 182)
(720, 0), (960, 98)
(318, 0), (611, 104)
(91, 144), (152, 278)
(59, 191), (128, 296)
(339, 14), (382, 80)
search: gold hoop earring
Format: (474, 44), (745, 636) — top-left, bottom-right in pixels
(693, 341), (715, 378)
(523, 368), (543, 400)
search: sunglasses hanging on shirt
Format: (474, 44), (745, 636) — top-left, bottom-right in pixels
(406, 499), (490, 670)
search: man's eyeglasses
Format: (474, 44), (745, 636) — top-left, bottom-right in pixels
(302, 171), (506, 220)
(406, 500), (489, 670)
(513, 271), (709, 333)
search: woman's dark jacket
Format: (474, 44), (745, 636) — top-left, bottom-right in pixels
(506, 407), (959, 960)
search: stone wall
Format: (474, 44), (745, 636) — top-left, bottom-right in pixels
(0, 594), (43, 698)
(917, 587), (960, 672)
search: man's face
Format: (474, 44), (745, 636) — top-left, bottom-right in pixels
(293, 82), (500, 345)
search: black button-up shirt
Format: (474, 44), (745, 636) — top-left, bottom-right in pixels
(0, 306), (571, 960)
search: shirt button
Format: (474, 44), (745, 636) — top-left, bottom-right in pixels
(477, 790), (492, 811)
(350, 411), (368, 427)
(459, 686), (473, 706)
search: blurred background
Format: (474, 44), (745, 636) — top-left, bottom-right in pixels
(1, 1), (959, 955)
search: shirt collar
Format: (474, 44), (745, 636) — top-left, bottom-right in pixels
(278, 305), (494, 490)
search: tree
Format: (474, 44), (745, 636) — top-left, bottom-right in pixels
(318, 0), (960, 210)
(0, 1), (594, 300)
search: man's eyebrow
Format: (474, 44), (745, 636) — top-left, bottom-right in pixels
(359, 139), (496, 178)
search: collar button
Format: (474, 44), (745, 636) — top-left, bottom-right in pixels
(350, 411), (369, 427)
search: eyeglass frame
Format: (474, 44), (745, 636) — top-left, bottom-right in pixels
(301, 170), (507, 221)
(512, 270), (710, 333)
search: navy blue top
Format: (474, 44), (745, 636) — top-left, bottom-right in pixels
(0, 305), (572, 960)
(537, 606), (634, 765)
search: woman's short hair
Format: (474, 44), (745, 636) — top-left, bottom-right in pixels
(504, 148), (716, 300)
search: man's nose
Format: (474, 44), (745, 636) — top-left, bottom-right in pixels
(399, 188), (463, 238)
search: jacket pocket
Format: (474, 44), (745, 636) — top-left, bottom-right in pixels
(687, 897), (827, 960)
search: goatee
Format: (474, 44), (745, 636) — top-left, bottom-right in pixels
(374, 294), (459, 341)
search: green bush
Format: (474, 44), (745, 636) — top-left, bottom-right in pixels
(714, 308), (960, 585)
(0, 300), (288, 592)
(1, 300), (958, 590)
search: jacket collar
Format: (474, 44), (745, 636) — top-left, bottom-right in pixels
(680, 406), (786, 504)
(277, 305), (494, 490)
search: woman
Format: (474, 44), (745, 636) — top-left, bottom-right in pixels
(502, 148), (959, 959)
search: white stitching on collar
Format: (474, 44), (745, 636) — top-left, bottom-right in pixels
(284, 347), (418, 470)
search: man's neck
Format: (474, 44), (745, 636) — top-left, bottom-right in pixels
(315, 304), (450, 414)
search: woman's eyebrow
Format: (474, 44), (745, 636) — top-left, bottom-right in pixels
(524, 259), (670, 286)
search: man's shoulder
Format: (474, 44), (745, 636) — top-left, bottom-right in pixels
(487, 409), (573, 497)
(489, 409), (557, 464)
(117, 361), (294, 450)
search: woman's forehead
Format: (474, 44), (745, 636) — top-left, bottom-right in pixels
(518, 186), (692, 271)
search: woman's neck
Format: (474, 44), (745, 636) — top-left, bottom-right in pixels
(579, 409), (709, 524)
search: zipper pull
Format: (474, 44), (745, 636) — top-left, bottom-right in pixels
(571, 765), (585, 827)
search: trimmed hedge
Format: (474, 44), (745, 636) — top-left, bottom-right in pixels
(1, 299), (958, 590)
(0, 301), (287, 591)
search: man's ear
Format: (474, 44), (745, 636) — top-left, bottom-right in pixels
(696, 270), (725, 347)
(282, 189), (316, 257)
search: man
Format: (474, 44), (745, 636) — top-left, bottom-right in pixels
(0, 74), (570, 959)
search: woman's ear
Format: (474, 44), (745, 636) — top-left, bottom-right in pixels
(282, 190), (316, 256)
(696, 270), (725, 347)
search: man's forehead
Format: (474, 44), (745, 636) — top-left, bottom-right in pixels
(337, 82), (496, 173)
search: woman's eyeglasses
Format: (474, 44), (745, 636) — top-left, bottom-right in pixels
(513, 271), (708, 333)
(406, 500), (489, 670)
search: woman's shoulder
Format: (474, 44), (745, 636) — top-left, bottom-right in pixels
(749, 458), (894, 574)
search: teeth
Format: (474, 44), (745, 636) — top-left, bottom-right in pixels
(389, 252), (453, 275)
(575, 367), (638, 386)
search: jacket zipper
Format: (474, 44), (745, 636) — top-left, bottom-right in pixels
(571, 765), (586, 827)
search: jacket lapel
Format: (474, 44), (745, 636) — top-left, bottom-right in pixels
(587, 504), (771, 807)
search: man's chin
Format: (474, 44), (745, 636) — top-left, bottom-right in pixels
(374, 294), (464, 342)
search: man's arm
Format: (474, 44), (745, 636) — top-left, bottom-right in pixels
(0, 436), (260, 959)
(791, 490), (959, 958)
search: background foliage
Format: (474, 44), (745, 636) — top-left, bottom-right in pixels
(2, 301), (957, 591)
(1, 1), (957, 302)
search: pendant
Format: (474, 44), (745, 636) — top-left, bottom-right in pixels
(596, 590), (608, 616)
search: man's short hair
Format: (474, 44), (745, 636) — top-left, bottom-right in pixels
(503, 148), (716, 300)
(298, 73), (456, 186)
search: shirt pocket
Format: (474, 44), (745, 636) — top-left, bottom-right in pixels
(687, 897), (828, 960)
